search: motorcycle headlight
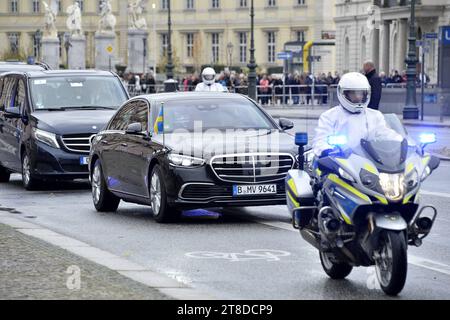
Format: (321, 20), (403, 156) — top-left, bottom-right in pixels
(338, 167), (355, 182)
(406, 169), (419, 190)
(32, 128), (60, 149)
(379, 173), (405, 202)
(168, 154), (205, 168)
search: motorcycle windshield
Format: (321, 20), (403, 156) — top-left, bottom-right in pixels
(359, 139), (408, 172)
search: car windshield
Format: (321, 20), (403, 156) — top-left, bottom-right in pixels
(152, 98), (276, 133)
(29, 76), (127, 111)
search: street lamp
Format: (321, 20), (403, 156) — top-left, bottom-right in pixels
(35, 29), (42, 61)
(227, 42), (234, 68)
(152, 3), (157, 75)
(143, 37), (148, 74)
(164, 0), (177, 92)
(403, 0), (419, 120)
(247, 0), (258, 100)
(64, 32), (72, 69)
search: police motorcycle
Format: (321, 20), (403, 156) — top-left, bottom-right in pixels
(286, 115), (440, 296)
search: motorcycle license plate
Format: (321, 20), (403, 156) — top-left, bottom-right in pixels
(233, 184), (277, 196)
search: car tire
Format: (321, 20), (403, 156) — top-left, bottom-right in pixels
(91, 160), (120, 212)
(0, 164), (10, 183)
(21, 152), (40, 190)
(150, 165), (181, 223)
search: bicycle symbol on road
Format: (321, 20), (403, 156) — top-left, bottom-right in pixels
(185, 249), (291, 262)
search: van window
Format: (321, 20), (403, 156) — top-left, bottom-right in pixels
(11, 79), (26, 112)
(0, 77), (17, 111)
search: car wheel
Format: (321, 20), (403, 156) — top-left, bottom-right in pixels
(150, 165), (181, 223)
(21, 152), (40, 190)
(91, 160), (120, 212)
(0, 164), (10, 183)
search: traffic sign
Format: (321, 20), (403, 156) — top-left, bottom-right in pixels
(425, 33), (438, 40)
(442, 26), (450, 45)
(106, 45), (114, 54)
(277, 52), (293, 60)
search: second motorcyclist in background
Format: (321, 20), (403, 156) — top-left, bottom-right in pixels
(312, 72), (402, 158)
(195, 67), (228, 92)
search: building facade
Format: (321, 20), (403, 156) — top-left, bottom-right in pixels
(335, 0), (450, 83)
(0, 0), (336, 75)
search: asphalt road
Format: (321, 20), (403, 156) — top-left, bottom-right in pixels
(1, 120), (450, 300)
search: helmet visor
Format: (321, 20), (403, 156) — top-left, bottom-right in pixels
(203, 74), (215, 81)
(343, 89), (370, 104)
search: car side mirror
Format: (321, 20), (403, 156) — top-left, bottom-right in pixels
(279, 118), (294, 131)
(4, 107), (21, 119)
(126, 122), (143, 135)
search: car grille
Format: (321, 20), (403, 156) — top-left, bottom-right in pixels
(61, 133), (95, 154)
(180, 183), (286, 200)
(210, 153), (295, 184)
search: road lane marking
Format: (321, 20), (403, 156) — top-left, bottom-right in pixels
(185, 250), (291, 262)
(247, 216), (450, 278)
(421, 190), (450, 199)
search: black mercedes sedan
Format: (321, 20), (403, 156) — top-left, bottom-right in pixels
(0, 70), (128, 190)
(89, 92), (298, 222)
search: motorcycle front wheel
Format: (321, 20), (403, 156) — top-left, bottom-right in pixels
(375, 231), (408, 296)
(320, 250), (353, 279)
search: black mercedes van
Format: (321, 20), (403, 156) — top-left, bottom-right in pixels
(0, 70), (129, 190)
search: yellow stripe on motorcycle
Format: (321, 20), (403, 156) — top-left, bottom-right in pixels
(403, 194), (414, 204)
(287, 191), (300, 208)
(406, 163), (415, 174)
(328, 174), (371, 203)
(363, 163), (378, 175)
(374, 194), (388, 205)
(287, 178), (298, 197)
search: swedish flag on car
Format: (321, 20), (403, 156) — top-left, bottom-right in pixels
(153, 105), (164, 134)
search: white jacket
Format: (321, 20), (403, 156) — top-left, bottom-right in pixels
(195, 82), (228, 92)
(312, 105), (403, 157)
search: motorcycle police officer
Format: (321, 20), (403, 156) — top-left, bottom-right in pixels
(195, 67), (228, 92)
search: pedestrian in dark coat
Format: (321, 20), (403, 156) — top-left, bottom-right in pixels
(363, 61), (382, 110)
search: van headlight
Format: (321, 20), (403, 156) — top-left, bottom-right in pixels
(32, 128), (60, 149)
(379, 173), (405, 202)
(168, 154), (205, 168)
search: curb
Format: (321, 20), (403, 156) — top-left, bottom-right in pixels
(0, 213), (215, 300)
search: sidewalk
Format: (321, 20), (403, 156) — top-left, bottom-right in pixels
(0, 223), (171, 300)
(264, 106), (450, 129)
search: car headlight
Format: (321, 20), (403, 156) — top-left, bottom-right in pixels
(168, 154), (205, 168)
(379, 173), (405, 202)
(338, 167), (355, 182)
(406, 169), (419, 190)
(32, 128), (60, 149)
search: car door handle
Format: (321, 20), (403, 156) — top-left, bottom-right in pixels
(121, 143), (128, 147)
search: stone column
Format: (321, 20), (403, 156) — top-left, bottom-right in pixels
(397, 18), (408, 73)
(371, 28), (380, 71)
(380, 20), (390, 73)
(41, 37), (60, 70)
(68, 35), (86, 69)
(95, 32), (116, 71)
(128, 29), (149, 74)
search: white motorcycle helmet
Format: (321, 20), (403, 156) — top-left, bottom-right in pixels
(202, 67), (216, 86)
(337, 72), (371, 114)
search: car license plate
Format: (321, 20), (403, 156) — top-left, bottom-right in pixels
(233, 184), (277, 196)
(80, 157), (89, 165)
